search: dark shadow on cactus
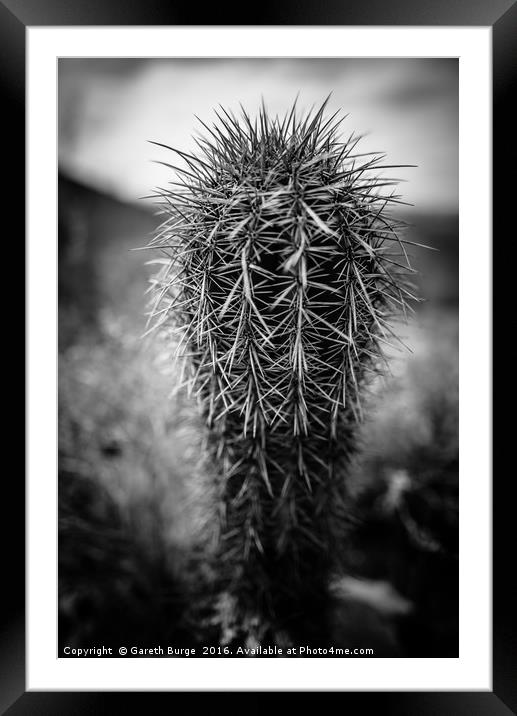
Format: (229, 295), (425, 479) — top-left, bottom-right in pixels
(146, 98), (419, 646)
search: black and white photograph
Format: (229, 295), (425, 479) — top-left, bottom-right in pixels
(57, 57), (460, 660)
(0, 0), (504, 706)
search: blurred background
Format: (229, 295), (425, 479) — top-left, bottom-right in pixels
(58, 58), (458, 657)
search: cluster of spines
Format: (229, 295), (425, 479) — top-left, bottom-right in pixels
(146, 98), (418, 626)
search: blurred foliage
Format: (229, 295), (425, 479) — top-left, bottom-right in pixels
(343, 310), (459, 655)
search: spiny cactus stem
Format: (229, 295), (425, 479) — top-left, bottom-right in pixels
(147, 98), (418, 638)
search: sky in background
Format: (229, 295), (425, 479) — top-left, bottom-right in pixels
(58, 58), (458, 213)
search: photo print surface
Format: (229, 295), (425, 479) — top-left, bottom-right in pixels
(58, 58), (458, 658)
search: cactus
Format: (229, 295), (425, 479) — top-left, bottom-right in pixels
(146, 98), (417, 645)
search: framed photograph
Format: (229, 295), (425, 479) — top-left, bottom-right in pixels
(7, 0), (510, 711)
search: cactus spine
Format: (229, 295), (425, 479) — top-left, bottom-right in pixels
(147, 98), (416, 644)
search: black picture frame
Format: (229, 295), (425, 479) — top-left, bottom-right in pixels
(7, 0), (511, 712)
